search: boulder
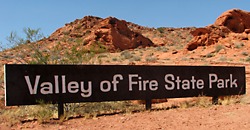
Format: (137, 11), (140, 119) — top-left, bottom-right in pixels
(214, 9), (250, 33)
(186, 25), (229, 51)
(186, 9), (250, 51)
(93, 17), (154, 51)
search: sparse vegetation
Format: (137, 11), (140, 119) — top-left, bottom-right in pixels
(241, 51), (248, 56)
(218, 96), (241, 105)
(179, 95), (247, 109)
(157, 27), (165, 33)
(131, 56), (141, 61)
(155, 46), (169, 52)
(215, 44), (224, 52)
(234, 42), (244, 49)
(205, 53), (215, 58)
(246, 56), (250, 62)
(219, 56), (227, 61)
(179, 96), (212, 108)
(0, 101), (143, 125)
(112, 57), (118, 61)
(5, 28), (43, 49)
(62, 31), (70, 35)
(121, 50), (133, 59)
(145, 56), (158, 62)
(0, 102), (57, 125)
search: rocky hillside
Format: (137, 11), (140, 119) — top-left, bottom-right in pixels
(47, 16), (154, 52)
(41, 15), (195, 53)
(0, 15), (196, 65)
(1, 9), (250, 65)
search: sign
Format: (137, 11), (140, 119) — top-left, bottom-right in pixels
(5, 64), (246, 106)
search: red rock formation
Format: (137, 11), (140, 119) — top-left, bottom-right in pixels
(214, 9), (250, 33)
(186, 9), (250, 51)
(48, 16), (154, 51)
(92, 17), (154, 51)
(186, 25), (230, 51)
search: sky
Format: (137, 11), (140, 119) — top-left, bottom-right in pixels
(1, 0), (250, 47)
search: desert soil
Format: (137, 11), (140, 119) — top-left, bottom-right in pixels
(1, 103), (249, 130)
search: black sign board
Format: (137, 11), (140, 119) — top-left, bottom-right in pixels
(5, 64), (246, 106)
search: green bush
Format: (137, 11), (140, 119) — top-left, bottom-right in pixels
(121, 50), (133, 59)
(234, 42), (244, 49)
(205, 53), (215, 58)
(156, 27), (165, 33)
(214, 44), (224, 52)
(241, 51), (248, 56)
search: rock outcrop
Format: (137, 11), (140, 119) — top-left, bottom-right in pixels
(49, 16), (154, 51)
(186, 9), (250, 51)
(214, 9), (250, 33)
(92, 17), (154, 51)
(186, 25), (230, 51)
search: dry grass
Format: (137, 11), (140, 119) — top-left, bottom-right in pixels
(0, 105), (56, 126)
(179, 96), (212, 108)
(0, 101), (144, 125)
(178, 95), (248, 109)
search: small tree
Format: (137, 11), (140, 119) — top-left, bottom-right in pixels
(23, 28), (43, 43)
(6, 28), (43, 48)
(4, 28), (46, 64)
(6, 31), (24, 48)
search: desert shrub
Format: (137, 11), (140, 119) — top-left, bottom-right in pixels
(6, 31), (22, 48)
(63, 47), (94, 64)
(23, 28), (44, 43)
(121, 50), (133, 59)
(205, 53), (215, 58)
(157, 27), (165, 33)
(179, 101), (194, 108)
(241, 51), (248, 56)
(64, 101), (143, 119)
(179, 96), (212, 108)
(214, 44), (224, 52)
(234, 42), (244, 49)
(194, 96), (212, 108)
(0, 102), (57, 125)
(246, 57), (250, 62)
(119, 49), (143, 61)
(75, 24), (82, 30)
(218, 96), (240, 105)
(219, 56), (227, 61)
(75, 38), (83, 44)
(5, 28), (43, 49)
(181, 57), (189, 61)
(0, 101), (143, 125)
(175, 44), (184, 50)
(239, 95), (250, 104)
(89, 41), (107, 53)
(62, 31), (70, 35)
(112, 57), (118, 61)
(155, 46), (169, 52)
(145, 56), (158, 62)
(85, 30), (91, 35)
(131, 56), (141, 61)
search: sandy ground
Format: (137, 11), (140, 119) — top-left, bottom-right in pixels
(2, 103), (249, 130)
